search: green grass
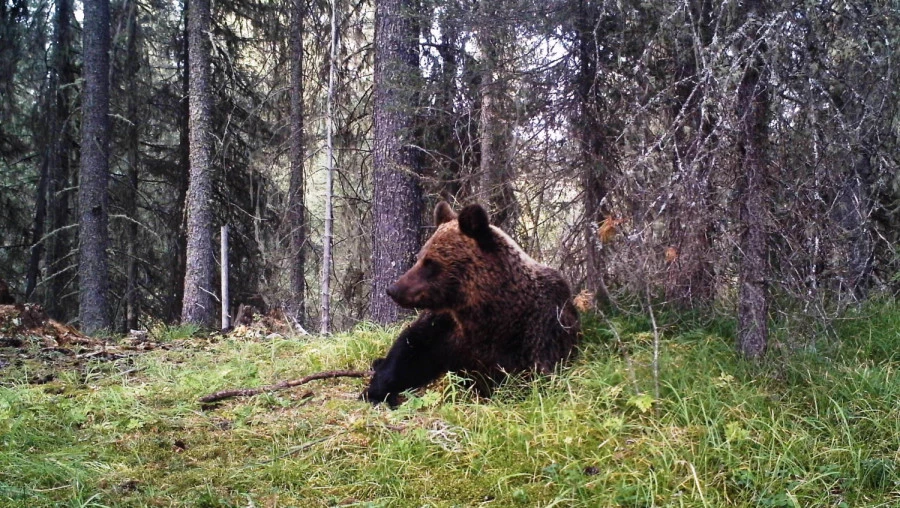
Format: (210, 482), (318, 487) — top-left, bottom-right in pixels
(1, 301), (899, 507)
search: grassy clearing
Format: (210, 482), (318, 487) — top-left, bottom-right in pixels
(1, 302), (899, 507)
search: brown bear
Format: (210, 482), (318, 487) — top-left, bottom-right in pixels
(362, 201), (580, 407)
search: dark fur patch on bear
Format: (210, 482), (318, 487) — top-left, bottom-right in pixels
(361, 311), (457, 407)
(457, 204), (497, 251)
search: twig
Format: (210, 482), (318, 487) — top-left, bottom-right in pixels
(198, 369), (372, 404)
(118, 366), (146, 377)
(76, 349), (119, 359)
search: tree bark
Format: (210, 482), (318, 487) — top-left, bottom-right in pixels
(286, 0), (306, 326)
(321, 0), (338, 334)
(25, 156), (48, 301)
(45, 0), (76, 320)
(124, 0), (141, 331)
(476, 1), (515, 230)
(829, 85), (876, 303)
(370, 0), (423, 324)
(78, 0), (112, 334)
(836, 150), (874, 301)
(573, 0), (612, 307)
(167, 8), (191, 323)
(425, 4), (465, 199)
(181, 0), (216, 327)
(736, 1), (770, 359)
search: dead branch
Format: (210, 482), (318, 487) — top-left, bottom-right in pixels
(198, 369), (372, 404)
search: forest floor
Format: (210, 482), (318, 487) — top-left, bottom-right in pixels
(1, 301), (899, 507)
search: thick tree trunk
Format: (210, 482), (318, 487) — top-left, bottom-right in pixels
(167, 11), (191, 323)
(286, 0), (306, 326)
(78, 0), (112, 334)
(45, 0), (75, 320)
(181, 0), (216, 327)
(370, 0), (423, 324)
(736, 2), (770, 359)
(477, 65), (516, 230)
(476, 3), (515, 230)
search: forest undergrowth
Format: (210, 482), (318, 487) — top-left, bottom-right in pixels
(1, 300), (899, 507)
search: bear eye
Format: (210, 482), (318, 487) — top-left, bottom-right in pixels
(421, 258), (441, 278)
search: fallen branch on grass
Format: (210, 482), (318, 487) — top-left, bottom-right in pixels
(198, 369), (372, 404)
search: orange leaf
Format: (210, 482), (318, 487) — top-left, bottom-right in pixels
(598, 216), (622, 244)
(665, 247), (678, 264)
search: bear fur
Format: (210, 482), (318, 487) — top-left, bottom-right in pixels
(362, 202), (580, 407)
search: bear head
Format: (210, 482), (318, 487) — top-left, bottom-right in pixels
(386, 201), (504, 310)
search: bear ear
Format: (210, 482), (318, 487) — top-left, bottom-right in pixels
(434, 201), (457, 226)
(458, 204), (497, 251)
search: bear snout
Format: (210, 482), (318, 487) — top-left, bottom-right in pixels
(387, 281), (417, 307)
(386, 283), (402, 301)
(386, 277), (426, 308)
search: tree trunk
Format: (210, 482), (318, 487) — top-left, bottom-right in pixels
(124, 0), (141, 331)
(321, 0), (338, 334)
(181, 0), (216, 327)
(736, 1), (770, 359)
(665, 0), (715, 309)
(25, 156), (48, 301)
(476, 2), (515, 230)
(370, 0), (423, 324)
(581, 161), (611, 307)
(45, 0), (76, 320)
(428, 5), (464, 199)
(286, 0), (306, 326)
(830, 84), (876, 304)
(573, 0), (612, 307)
(836, 150), (874, 301)
(167, 9), (191, 323)
(78, 0), (112, 334)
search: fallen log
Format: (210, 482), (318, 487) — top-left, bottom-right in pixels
(198, 369), (372, 404)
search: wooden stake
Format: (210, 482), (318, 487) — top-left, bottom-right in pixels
(221, 225), (230, 331)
